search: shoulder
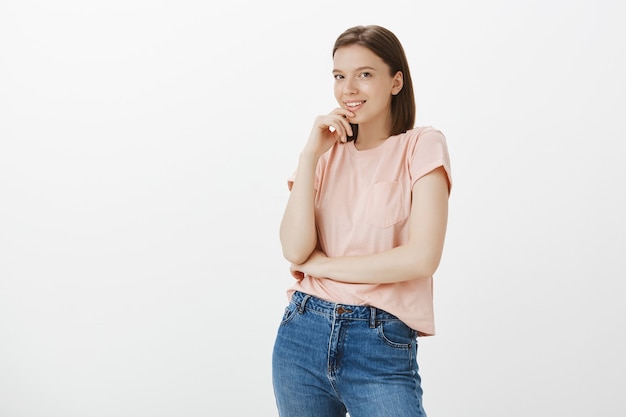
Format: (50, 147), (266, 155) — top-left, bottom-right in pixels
(402, 126), (452, 188)
(389, 126), (448, 157)
(400, 126), (447, 144)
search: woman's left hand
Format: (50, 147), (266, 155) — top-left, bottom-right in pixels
(289, 264), (305, 281)
(290, 250), (328, 280)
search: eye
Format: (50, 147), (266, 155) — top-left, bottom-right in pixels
(334, 74), (344, 80)
(359, 72), (372, 78)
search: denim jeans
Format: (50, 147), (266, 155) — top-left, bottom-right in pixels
(272, 291), (426, 417)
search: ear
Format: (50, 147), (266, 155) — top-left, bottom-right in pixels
(391, 71), (403, 95)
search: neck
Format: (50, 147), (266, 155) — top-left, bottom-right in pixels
(354, 121), (391, 151)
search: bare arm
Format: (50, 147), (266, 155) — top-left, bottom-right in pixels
(279, 109), (354, 265)
(279, 153), (319, 264)
(290, 166), (449, 283)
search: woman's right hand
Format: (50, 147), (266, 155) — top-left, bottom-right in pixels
(302, 108), (355, 158)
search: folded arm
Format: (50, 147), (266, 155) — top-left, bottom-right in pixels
(291, 166), (449, 284)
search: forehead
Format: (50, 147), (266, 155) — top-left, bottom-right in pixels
(333, 44), (388, 72)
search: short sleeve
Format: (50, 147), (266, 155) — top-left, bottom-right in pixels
(286, 158), (325, 192)
(409, 128), (452, 192)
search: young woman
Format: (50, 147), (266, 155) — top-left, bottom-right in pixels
(272, 25), (452, 417)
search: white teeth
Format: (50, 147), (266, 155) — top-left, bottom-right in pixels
(346, 102), (363, 107)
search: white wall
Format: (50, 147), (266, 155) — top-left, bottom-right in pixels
(1, 1), (624, 416)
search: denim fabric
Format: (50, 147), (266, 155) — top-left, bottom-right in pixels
(272, 291), (426, 417)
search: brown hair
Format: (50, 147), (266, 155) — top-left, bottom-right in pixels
(333, 25), (416, 136)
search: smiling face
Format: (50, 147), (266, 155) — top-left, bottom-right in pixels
(332, 44), (403, 134)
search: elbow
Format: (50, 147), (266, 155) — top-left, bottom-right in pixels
(406, 253), (442, 280)
(279, 228), (316, 265)
(282, 247), (312, 265)
(422, 261), (441, 279)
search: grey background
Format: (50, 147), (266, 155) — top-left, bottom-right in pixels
(1, 0), (624, 416)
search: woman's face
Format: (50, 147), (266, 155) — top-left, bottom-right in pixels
(332, 44), (402, 128)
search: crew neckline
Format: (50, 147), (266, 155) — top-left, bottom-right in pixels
(346, 133), (397, 157)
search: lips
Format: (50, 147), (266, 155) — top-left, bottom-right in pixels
(345, 100), (365, 111)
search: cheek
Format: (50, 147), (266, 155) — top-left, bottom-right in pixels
(334, 85), (343, 104)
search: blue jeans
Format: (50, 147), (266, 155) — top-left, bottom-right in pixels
(272, 291), (426, 417)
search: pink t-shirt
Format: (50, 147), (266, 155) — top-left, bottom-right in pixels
(286, 126), (452, 336)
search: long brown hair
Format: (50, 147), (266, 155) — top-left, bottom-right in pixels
(333, 25), (416, 136)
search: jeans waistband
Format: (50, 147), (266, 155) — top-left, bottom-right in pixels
(291, 291), (400, 326)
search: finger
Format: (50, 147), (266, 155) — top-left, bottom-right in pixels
(318, 116), (344, 135)
(290, 269), (304, 281)
(327, 120), (347, 142)
(330, 115), (354, 141)
(330, 108), (355, 119)
(331, 112), (354, 137)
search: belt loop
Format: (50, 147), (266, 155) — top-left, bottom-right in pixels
(298, 294), (311, 314)
(369, 306), (377, 328)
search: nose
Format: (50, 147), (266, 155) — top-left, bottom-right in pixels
(343, 76), (358, 95)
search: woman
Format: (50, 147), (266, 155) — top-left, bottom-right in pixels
(272, 25), (452, 417)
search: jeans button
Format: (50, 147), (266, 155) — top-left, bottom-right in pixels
(336, 306), (352, 315)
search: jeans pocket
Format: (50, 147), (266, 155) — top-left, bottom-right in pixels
(377, 320), (415, 348)
(279, 302), (298, 326)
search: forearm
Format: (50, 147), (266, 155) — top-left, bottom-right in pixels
(279, 153), (319, 264)
(300, 169), (450, 284)
(306, 243), (442, 284)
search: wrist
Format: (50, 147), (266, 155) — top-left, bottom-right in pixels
(313, 251), (331, 277)
(299, 150), (322, 163)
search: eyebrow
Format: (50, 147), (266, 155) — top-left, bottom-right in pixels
(332, 66), (377, 73)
